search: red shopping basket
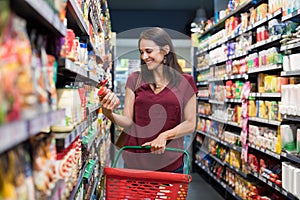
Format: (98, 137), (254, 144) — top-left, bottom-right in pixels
(104, 146), (192, 200)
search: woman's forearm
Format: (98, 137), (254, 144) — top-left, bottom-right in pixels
(163, 119), (196, 140)
(103, 110), (133, 129)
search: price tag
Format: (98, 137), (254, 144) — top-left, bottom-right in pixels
(29, 114), (48, 135)
(253, 172), (258, 177)
(0, 121), (28, 153)
(275, 185), (281, 192)
(232, 192), (236, 197)
(282, 190), (288, 196)
(259, 175), (266, 183)
(281, 152), (287, 157)
(267, 180), (273, 187)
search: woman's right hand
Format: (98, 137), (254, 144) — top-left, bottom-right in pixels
(99, 90), (120, 112)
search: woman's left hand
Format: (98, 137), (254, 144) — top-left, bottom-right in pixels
(142, 133), (168, 154)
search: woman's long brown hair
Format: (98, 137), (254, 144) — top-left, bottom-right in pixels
(138, 27), (183, 87)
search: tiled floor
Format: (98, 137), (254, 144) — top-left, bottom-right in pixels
(187, 172), (225, 200)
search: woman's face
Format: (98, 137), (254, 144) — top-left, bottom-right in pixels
(139, 39), (165, 71)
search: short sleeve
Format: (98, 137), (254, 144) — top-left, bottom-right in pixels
(182, 74), (198, 104)
(125, 71), (140, 91)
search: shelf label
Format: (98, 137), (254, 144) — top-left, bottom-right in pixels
(275, 185), (281, 192)
(0, 121), (27, 153)
(28, 114), (48, 135)
(267, 180), (273, 187)
(281, 152), (287, 157)
(259, 175), (267, 183)
(282, 190), (288, 196)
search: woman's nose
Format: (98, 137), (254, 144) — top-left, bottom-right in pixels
(142, 53), (148, 60)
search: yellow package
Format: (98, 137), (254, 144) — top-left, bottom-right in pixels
(264, 75), (274, 92)
(259, 100), (266, 119)
(249, 100), (256, 117)
(265, 101), (271, 120)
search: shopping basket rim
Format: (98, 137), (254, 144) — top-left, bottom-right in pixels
(104, 167), (192, 183)
(112, 146), (191, 174)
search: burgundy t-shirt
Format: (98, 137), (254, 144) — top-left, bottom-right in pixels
(123, 71), (197, 172)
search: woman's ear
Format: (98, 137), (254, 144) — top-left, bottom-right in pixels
(162, 45), (170, 55)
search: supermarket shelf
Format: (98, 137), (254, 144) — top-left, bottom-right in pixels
(87, 104), (100, 115)
(196, 66), (210, 72)
(226, 9), (282, 43)
(248, 63), (282, 74)
(208, 38), (227, 50)
(210, 57), (227, 65)
(54, 120), (88, 149)
(199, 0), (254, 39)
(225, 98), (242, 103)
(209, 100), (225, 105)
(282, 9), (300, 22)
(247, 9), (282, 33)
(208, 77), (224, 82)
(0, 109), (65, 154)
(227, 51), (248, 61)
(223, 74), (248, 81)
(207, 9), (282, 54)
(199, 147), (210, 155)
(281, 70), (300, 77)
(283, 115), (300, 122)
(197, 130), (242, 152)
(88, 72), (99, 84)
(249, 117), (281, 126)
(12, 0), (66, 36)
(197, 97), (209, 101)
(210, 116), (242, 128)
(220, 140), (242, 153)
(249, 171), (298, 200)
(197, 113), (211, 119)
(210, 154), (225, 166)
(281, 151), (300, 164)
(249, 143), (281, 160)
(197, 81), (208, 86)
(88, 176), (100, 200)
(58, 58), (89, 80)
(250, 35), (282, 50)
(195, 160), (243, 200)
(210, 116), (226, 124)
(29, 109), (65, 135)
(197, 130), (220, 142)
(225, 163), (247, 178)
(68, 162), (88, 200)
(249, 92), (281, 98)
(67, 0), (89, 35)
(226, 121), (242, 128)
(281, 42), (300, 51)
(0, 121), (27, 154)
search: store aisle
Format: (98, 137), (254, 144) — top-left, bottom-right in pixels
(187, 173), (224, 200)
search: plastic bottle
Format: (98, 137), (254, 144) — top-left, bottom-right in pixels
(97, 79), (120, 107)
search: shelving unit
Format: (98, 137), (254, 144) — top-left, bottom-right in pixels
(193, 0), (300, 199)
(0, 0), (113, 199)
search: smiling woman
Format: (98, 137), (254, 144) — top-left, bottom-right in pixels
(100, 27), (197, 173)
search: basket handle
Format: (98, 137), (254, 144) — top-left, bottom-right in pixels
(112, 145), (191, 174)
